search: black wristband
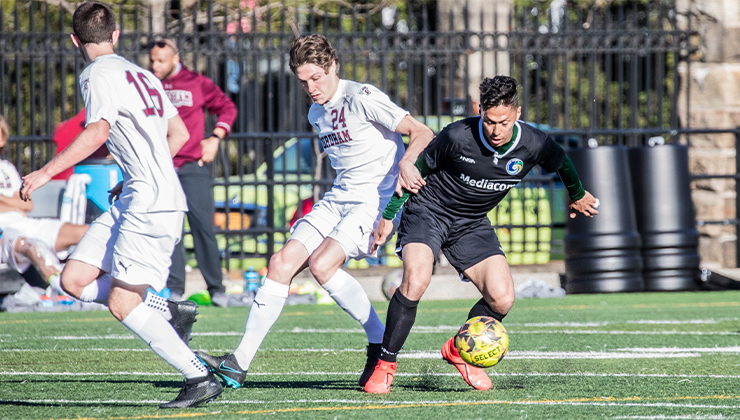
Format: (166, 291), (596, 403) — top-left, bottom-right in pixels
(211, 131), (224, 140)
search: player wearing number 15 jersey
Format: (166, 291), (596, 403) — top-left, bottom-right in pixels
(20, 1), (221, 408)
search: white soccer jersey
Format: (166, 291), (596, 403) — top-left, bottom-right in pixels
(0, 160), (21, 198)
(80, 54), (186, 213)
(308, 80), (409, 208)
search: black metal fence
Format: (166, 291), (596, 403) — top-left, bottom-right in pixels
(2, 0), (719, 271)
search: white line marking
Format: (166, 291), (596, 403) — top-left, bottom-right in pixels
(4, 371), (740, 379)
(400, 351), (700, 359)
(3, 347), (740, 358)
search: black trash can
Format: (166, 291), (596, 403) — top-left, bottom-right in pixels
(564, 146), (644, 293)
(628, 144), (700, 291)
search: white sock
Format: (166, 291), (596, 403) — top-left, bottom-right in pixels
(77, 275), (111, 304)
(144, 289), (172, 320)
(322, 268), (384, 343)
(49, 274), (64, 295)
(233, 278), (289, 370)
(122, 303), (207, 380)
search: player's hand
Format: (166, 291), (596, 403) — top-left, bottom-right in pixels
(199, 136), (220, 166)
(19, 170), (51, 202)
(108, 181), (123, 204)
(370, 218), (394, 256)
(396, 158), (425, 195)
(569, 190), (599, 218)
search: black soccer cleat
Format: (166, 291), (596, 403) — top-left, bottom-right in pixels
(159, 372), (222, 409)
(359, 343), (383, 387)
(168, 300), (198, 343)
(195, 351), (247, 389)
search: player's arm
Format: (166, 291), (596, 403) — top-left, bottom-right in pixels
(0, 192), (34, 213)
(370, 155), (432, 255)
(200, 78), (237, 164)
(556, 155), (599, 218)
(167, 114), (189, 158)
(393, 115), (434, 195)
(20, 120), (109, 201)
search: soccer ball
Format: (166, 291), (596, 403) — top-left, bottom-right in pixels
(454, 316), (509, 368)
(381, 269), (403, 300)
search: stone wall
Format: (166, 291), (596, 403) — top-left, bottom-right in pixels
(677, 0), (740, 267)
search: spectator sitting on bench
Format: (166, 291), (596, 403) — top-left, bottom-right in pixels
(0, 114), (88, 259)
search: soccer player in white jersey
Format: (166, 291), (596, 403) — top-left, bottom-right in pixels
(196, 34), (434, 389)
(19, 1), (221, 408)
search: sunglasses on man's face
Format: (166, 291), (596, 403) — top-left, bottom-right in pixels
(148, 40), (177, 51)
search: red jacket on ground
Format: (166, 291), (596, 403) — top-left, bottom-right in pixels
(161, 65), (237, 168)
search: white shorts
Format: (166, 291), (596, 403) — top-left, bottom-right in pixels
(289, 200), (382, 260)
(0, 212), (64, 253)
(70, 202), (184, 291)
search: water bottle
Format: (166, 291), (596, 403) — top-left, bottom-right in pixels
(244, 266), (260, 292)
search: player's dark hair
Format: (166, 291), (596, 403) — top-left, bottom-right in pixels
(289, 34), (339, 74)
(479, 76), (519, 111)
(73, 1), (116, 45)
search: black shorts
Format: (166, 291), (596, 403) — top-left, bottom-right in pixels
(396, 198), (504, 275)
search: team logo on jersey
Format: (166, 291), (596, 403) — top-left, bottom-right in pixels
(358, 87), (371, 96)
(505, 158), (523, 175)
(81, 79), (89, 95)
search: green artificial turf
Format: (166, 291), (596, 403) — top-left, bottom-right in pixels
(2, 291), (740, 419)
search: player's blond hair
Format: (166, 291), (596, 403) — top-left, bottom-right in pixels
(289, 34), (339, 75)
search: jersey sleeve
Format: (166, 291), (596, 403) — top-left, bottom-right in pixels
(82, 66), (119, 128)
(200, 75), (237, 134)
(536, 135), (567, 173)
(423, 127), (457, 172)
(349, 85), (409, 132)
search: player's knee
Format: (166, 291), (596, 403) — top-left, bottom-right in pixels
(306, 253), (335, 283)
(60, 271), (82, 297)
(491, 289), (515, 313)
(267, 251), (295, 282)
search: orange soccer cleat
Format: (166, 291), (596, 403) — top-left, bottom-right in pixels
(363, 359), (397, 394)
(441, 337), (492, 390)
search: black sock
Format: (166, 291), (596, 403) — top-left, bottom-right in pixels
(380, 290), (419, 362)
(468, 298), (507, 322)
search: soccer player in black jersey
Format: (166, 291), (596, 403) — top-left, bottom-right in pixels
(364, 76), (599, 394)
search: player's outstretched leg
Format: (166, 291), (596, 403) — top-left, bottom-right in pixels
(364, 290), (419, 393)
(318, 268), (385, 387)
(159, 371), (223, 409)
(440, 337), (492, 390)
(195, 351), (247, 389)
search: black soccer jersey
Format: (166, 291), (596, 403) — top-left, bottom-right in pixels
(414, 116), (566, 219)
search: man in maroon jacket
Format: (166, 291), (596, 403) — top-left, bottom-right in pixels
(149, 39), (237, 306)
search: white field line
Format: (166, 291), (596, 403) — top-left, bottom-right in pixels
(3, 371), (740, 380)
(3, 347), (740, 357)
(1, 398), (740, 411)
(613, 416), (732, 419)
(8, 323), (740, 340)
